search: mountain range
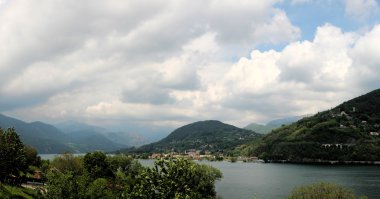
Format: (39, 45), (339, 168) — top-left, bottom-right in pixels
(0, 114), (133, 153)
(3, 87), (379, 161)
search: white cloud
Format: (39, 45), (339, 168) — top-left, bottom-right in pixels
(0, 0), (298, 110)
(2, 0), (380, 134)
(349, 24), (380, 90)
(191, 24), (378, 124)
(344, 0), (379, 20)
(278, 24), (357, 86)
(252, 10), (301, 44)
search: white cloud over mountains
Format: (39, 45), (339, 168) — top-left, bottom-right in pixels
(1, 0), (380, 132)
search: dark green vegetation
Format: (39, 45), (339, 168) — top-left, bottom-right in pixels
(133, 120), (260, 153)
(238, 89), (380, 162)
(0, 184), (41, 199)
(287, 182), (367, 199)
(46, 153), (222, 199)
(0, 128), (41, 184)
(1, 128), (222, 199)
(0, 114), (128, 153)
(245, 116), (302, 134)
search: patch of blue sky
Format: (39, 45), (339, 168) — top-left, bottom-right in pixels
(255, 0), (380, 52)
(279, 1), (350, 40)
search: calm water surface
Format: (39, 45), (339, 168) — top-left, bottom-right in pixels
(139, 159), (380, 199)
(40, 155), (380, 199)
(39, 153), (86, 160)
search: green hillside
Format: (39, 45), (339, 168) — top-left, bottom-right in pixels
(135, 120), (260, 153)
(238, 89), (380, 162)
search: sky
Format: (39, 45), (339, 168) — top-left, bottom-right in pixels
(1, 0), (380, 138)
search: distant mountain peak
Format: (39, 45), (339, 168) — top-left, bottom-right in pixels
(244, 116), (303, 134)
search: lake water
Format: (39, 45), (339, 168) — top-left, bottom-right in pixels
(39, 153), (86, 160)
(139, 160), (380, 199)
(40, 155), (380, 199)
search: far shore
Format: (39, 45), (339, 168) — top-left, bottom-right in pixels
(38, 153), (380, 165)
(268, 159), (380, 165)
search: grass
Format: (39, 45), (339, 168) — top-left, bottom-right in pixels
(0, 184), (41, 199)
(287, 182), (368, 199)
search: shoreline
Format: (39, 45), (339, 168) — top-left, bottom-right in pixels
(268, 159), (380, 165)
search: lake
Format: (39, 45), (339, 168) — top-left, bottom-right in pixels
(39, 153), (86, 160)
(40, 155), (380, 199)
(139, 159), (380, 199)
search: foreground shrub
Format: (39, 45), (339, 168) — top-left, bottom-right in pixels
(287, 182), (368, 199)
(124, 158), (223, 199)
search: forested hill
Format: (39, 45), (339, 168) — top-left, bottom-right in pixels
(238, 89), (380, 162)
(134, 120), (260, 153)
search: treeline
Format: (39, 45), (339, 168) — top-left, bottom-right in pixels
(46, 152), (222, 199)
(0, 128), (223, 199)
(0, 128), (41, 185)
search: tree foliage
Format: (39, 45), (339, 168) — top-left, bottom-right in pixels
(124, 158), (222, 199)
(0, 128), (27, 183)
(83, 151), (113, 179)
(50, 153), (83, 176)
(46, 153), (222, 199)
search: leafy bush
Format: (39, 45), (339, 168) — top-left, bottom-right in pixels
(124, 158), (222, 199)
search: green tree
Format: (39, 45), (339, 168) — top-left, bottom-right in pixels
(86, 178), (114, 199)
(46, 171), (78, 199)
(107, 154), (142, 177)
(83, 151), (113, 180)
(0, 128), (27, 183)
(50, 153), (84, 176)
(125, 158), (222, 199)
(24, 145), (42, 168)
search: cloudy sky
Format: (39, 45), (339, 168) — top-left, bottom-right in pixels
(1, 0), (380, 137)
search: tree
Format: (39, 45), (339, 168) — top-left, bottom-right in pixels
(46, 171), (78, 199)
(86, 178), (114, 199)
(83, 151), (113, 180)
(50, 153), (84, 176)
(0, 128), (27, 183)
(107, 154), (141, 177)
(24, 145), (42, 168)
(125, 158), (222, 199)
